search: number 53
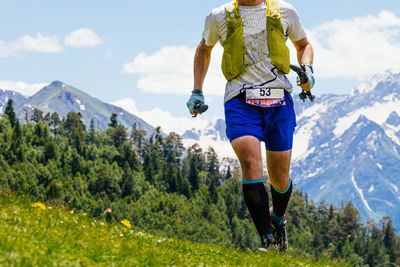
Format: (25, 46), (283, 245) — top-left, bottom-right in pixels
(259, 88), (271, 96)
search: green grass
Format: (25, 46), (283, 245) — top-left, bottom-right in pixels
(0, 192), (345, 266)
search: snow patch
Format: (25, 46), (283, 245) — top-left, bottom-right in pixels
(306, 167), (323, 179)
(366, 131), (378, 151)
(385, 201), (396, 208)
(334, 142), (342, 149)
(293, 104), (328, 161)
(368, 185), (375, 193)
(377, 163), (382, 170)
(297, 103), (328, 121)
(352, 69), (400, 95)
(75, 98), (85, 111)
(384, 125), (400, 146)
(383, 93), (396, 101)
(320, 143), (328, 148)
(391, 183), (399, 194)
(351, 172), (372, 212)
(334, 100), (400, 137)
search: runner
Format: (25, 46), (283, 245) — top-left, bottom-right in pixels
(187, 0), (314, 252)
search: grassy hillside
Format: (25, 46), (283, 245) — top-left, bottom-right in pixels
(0, 192), (343, 266)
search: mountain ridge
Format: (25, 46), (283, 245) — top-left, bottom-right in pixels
(1, 81), (154, 133)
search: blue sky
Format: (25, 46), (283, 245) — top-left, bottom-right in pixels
(1, 0), (400, 133)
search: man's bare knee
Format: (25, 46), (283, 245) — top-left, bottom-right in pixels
(241, 157), (259, 172)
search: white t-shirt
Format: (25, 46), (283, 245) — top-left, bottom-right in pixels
(202, 0), (306, 103)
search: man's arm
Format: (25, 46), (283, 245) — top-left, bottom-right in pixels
(293, 37), (314, 91)
(293, 36), (313, 65)
(193, 39), (214, 90)
(189, 39), (214, 116)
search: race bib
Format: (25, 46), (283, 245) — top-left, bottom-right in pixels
(245, 88), (286, 108)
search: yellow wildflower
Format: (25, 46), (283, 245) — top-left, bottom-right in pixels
(168, 238), (174, 243)
(83, 212), (87, 216)
(30, 202), (46, 210)
(121, 219), (132, 229)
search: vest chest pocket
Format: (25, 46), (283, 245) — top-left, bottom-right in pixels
(267, 17), (290, 74)
(222, 12), (246, 81)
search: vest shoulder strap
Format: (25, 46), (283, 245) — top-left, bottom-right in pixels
(224, 1), (240, 18)
(267, 0), (280, 18)
(224, 1), (235, 13)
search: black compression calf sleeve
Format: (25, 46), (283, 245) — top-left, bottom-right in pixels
(270, 179), (293, 219)
(242, 180), (272, 237)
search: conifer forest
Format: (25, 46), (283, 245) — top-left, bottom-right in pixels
(1, 99), (399, 266)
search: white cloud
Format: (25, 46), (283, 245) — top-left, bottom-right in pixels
(0, 80), (47, 96)
(112, 98), (209, 134)
(0, 33), (63, 57)
(307, 10), (400, 79)
(64, 28), (102, 48)
(125, 10), (400, 95)
(122, 45), (226, 96)
(16, 33), (63, 53)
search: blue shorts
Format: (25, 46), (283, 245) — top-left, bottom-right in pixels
(224, 91), (296, 151)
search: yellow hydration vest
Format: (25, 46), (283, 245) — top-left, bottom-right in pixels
(221, 0), (290, 81)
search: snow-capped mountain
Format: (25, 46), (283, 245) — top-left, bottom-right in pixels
(291, 69), (400, 230)
(0, 81), (154, 133)
(181, 69), (400, 231)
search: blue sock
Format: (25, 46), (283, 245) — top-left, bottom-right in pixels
(272, 211), (284, 226)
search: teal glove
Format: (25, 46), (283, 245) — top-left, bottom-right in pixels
(187, 88), (208, 117)
(303, 64), (315, 89)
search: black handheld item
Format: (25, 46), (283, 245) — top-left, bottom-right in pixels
(290, 64), (315, 102)
(192, 101), (209, 117)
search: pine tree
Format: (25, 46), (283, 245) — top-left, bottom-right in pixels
(143, 152), (155, 183)
(109, 113), (118, 128)
(187, 144), (205, 191)
(130, 123), (146, 159)
(4, 99), (17, 128)
(64, 112), (86, 154)
(31, 108), (43, 123)
(163, 132), (184, 162)
(44, 112), (51, 123)
(50, 112), (61, 134)
(111, 125), (128, 147)
(23, 108), (29, 123)
(120, 163), (134, 198)
(339, 202), (361, 242)
(189, 157), (200, 191)
(44, 140), (58, 162)
(383, 217), (397, 264)
(88, 118), (96, 144)
(106, 114), (127, 147)
(225, 165), (232, 180)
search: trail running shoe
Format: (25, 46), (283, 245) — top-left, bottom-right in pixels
(258, 234), (275, 252)
(272, 216), (288, 253)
